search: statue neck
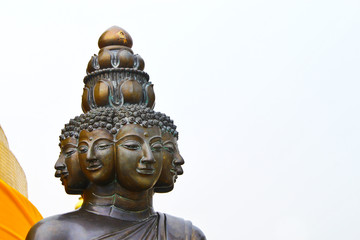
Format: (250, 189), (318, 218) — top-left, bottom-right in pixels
(81, 182), (155, 221)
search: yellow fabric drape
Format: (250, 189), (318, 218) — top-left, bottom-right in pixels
(0, 178), (42, 240)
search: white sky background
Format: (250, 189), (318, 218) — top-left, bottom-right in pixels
(0, 0), (359, 239)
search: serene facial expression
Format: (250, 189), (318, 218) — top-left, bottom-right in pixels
(78, 129), (115, 185)
(155, 132), (184, 192)
(54, 137), (88, 194)
(115, 124), (163, 191)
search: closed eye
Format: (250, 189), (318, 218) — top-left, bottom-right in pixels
(121, 141), (141, 150)
(163, 146), (175, 154)
(65, 150), (76, 158)
(78, 146), (88, 154)
(151, 142), (163, 152)
(97, 144), (112, 150)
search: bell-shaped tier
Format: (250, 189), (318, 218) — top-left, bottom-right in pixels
(82, 26), (155, 113)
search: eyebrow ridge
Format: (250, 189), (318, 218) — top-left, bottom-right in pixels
(116, 134), (142, 143)
(62, 143), (77, 148)
(150, 136), (162, 143)
(163, 140), (175, 145)
(79, 137), (114, 143)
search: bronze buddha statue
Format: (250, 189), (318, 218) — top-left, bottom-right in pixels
(26, 26), (206, 240)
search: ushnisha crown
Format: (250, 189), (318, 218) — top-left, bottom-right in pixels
(81, 26), (155, 113)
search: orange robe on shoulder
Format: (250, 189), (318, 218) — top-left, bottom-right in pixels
(0, 178), (42, 240)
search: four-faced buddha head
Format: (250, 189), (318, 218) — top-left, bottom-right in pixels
(56, 105), (181, 194)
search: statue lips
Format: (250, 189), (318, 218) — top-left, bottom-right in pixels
(170, 168), (177, 175)
(135, 144), (158, 176)
(136, 161), (156, 175)
(170, 153), (178, 182)
(54, 170), (62, 178)
(170, 168), (177, 182)
(60, 171), (69, 185)
(170, 158), (177, 177)
(86, 159), (103, 171)
(136, 167), (155, 175)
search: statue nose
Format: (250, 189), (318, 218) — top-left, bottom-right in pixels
(54, 154), (65, 170)
(174, 154), (184, 165)
(141, 152), (156, 163)
(86, 146), (96, 161)
(141, 145), (155, 164)
(141, 157), (155, 164)
(174, 154), (184, 175)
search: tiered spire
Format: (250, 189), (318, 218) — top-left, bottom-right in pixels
(81, 26), (155, 112)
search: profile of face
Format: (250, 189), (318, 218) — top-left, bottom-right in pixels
(173, 138), (184, 176)
(78, 129), (115, 185)
(115, 124), (163, 192)
(54, 137), (88, 194)
(154, 132), (184, 192)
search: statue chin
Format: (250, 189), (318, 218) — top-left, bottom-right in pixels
(27, 26), (206, 240)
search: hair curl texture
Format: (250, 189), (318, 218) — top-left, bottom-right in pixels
(59, 105), (178, 141)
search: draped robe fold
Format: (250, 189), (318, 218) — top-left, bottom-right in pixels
(92, 213), (197, 240)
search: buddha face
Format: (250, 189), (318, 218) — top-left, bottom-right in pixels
(115, 124), (163, 191)
(154, 132), (184, 192)
(78, 129), (115, 185)
(54, 137), (88, 194)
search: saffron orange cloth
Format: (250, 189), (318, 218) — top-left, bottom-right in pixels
(0, 178), (42, 240)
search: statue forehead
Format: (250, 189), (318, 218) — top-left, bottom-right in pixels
(79, 129), (113, 141)
(115, 124), (160, 140)
(161, 131), (177, 142)
(60, 137), (77, 148)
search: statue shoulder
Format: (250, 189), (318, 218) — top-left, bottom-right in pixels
(26, 211), (88, 240)
(158, 212), (206, 240)
(26, 215), (69, 240)
(191, 224), (206, 240)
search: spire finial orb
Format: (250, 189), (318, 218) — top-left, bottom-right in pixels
(98, 26), (133, 49)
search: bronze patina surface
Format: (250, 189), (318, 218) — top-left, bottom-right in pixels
(26, 27), (206, 240)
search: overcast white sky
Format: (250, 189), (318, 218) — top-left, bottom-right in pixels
(1, 0), (360, 239)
